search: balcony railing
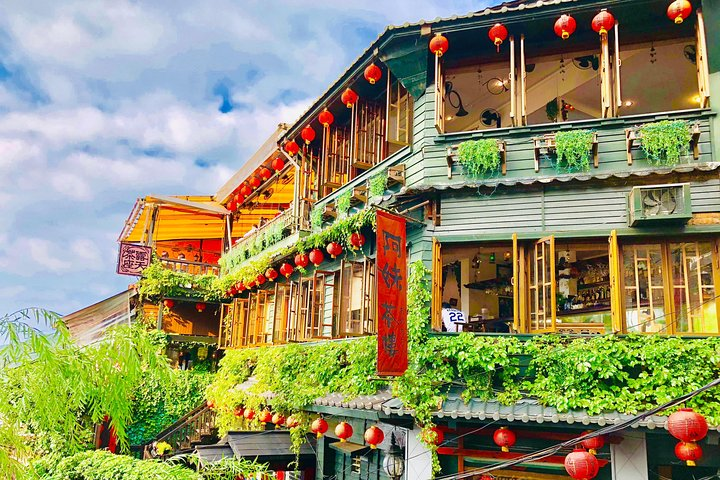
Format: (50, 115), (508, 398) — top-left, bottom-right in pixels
(159, 258), (220, 277)
(230, 206), (307, 255)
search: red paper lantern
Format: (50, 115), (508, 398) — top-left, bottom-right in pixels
(429, 33), (449, 57)
(247, 281), (256, 289)
(233, 406), (244, 417)
(279, 262), (294, 278)
(364, 425), (384, 449)
(489, 23), (508, 51)
(163, 299), (174, 309)
(258, 409), (273, 424)
(311, 417), (329, 438)
(195, 302), (206, 313)
(350, 232), (365, 250)
(580, 432), (605, 455)
(256, 274), (266, 285)
(229, 286), (238, 296)
(318, 108), (334, 128)
(668, 408), (709, 443)
(341, 88), (359, 108)
(327, 242), (343, 258)
(294, 253), (310, 268)
(425, 426), (444, 445)
(675, 441), (703, 466)
(228, 200), (237, 212)
(206, 399), (215, 409)
(236, 282), (246, 292)
(565, 448), (599, 480)
(309, 248), (325, 266)
(493, 427), (516, 452)
(554, 14), (577, 40)
(265, 267), (278, 282)
(235, 193), (245, 205)
(272, 413), (285, 428)
(243, 408), (255, 420)
(259, 166), (272, 180)
(335, 421), (353, 442)
(240, 184), (252, 197)
(284, 140), (299, 156)
(364, 63), (382, 85)
(249, 176), (261, 188)
(271, 157), (285, 172)
(592, 9), (615, 36)
(667, 0), (692, 24)
(301, 125), (316, 144)
(286, 415), (300, 428)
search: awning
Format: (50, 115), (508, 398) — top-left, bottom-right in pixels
(195, 431), (316, 470)
(63, 290), (135, 346)
(118, 195), (231, 243)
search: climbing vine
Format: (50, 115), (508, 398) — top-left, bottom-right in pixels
(369, 171), (388, 197)
(296, 208), (376, 253)
(136, 258), (224, 302)
(336, 191), (352, 217)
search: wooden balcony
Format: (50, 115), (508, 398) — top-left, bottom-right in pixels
(159, 258), (220, 276)
(230, 208), (303, 256)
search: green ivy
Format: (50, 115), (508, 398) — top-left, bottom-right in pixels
(639, 120), (691, 166)
(554, 129), (594, 172)
(336, 191), (352, 217)
(137, 258), (224, 302)
(369, 172), (388, 197)
(456, 139), (500, 177)
(295, 208), (376, 253)
(310, 205), (323, 231)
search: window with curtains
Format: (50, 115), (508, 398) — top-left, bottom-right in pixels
(623, 240), (719, 334)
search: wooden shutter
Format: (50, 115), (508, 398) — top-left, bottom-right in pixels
(600, 31), (612, 118)
(519, 35), (527, 126)
(696, 9), (710, 108)
(608, 230), (623, 333)
(529, 236), (556, 332)
(613, 22), (622, 114)
(431, 238), (443, 331)
(434, 55), (445, 133)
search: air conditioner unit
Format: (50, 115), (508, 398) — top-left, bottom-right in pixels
(627, 183), (692, 227)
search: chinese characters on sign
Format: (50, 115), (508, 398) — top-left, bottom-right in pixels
(116, 242), (152, 276)
(376, 210), (408, 376)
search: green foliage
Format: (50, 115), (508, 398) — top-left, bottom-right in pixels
(187, 455), (270, 480)
(206, 337), (382, 437)
(311, 205), (323, 231)
(545, 98), (559, 122)
(0, 309), (172, 479)
(39, 450), (200, 480)
(639, 120), (691, 166)
(369, 171), (388, 197)
(336, 191), (352, 217)
(295, 208), (376, 253)
(126, 368), (214, 446)
(407, 261), (431, 352)
(456, 139), (500, 177)
(524, 335), (720, 420)
(554, 129), (594, 172)
(137, 259), (224, 302)
(266, 221), (284, 246)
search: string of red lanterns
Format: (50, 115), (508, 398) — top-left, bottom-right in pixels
(341, 88), (359, 109)
(364, 63), (382, 85)
(667, 408), (708, 466)
(311, 417), (328, 438)
(591, 9), (615, 36)
(301, 125), (316, 144)
(364, 425), (384, 449)
(335, 421), (353, 442)
(564, 448), (599, 480)
(667, 0), (692, 24)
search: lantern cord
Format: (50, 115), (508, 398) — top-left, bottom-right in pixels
(435, 376), (720, 480)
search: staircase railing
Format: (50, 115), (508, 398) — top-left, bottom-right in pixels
(143, 403), (217, 459)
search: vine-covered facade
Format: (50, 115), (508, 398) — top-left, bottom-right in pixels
(113, 0), (720, 479)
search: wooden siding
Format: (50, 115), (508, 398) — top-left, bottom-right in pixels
(422, 110), (714, 187)
(437, 177), (720, 239)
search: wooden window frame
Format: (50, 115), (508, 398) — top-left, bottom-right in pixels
(338, 259), (376, 337)
(386, 74), (413, 150)
(696, 8), (711, 108)
(431, 238), (443, 331)
(529, 236), (556, 333)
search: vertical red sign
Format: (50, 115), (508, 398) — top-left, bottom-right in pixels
(376, 210), (408, 376)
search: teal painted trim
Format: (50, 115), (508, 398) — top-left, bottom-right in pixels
(305, 405), (382, 421)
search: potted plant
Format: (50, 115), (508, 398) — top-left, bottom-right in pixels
(456, 139), (501, 177)
(554, 129), (595, 172)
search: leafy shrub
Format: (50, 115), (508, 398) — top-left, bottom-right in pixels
(42, 450), (200, 480)
(554, 129), (594, 172)
(369, 172), (388, 197)
(456, 139), (501, 177)
(639, 120), (691, 166)
(336, 191), (351, 217)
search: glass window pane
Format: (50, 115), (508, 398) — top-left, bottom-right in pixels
(670, 242), (718, 334)
(624, 245), (666, 333)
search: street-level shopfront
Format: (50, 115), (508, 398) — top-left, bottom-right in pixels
(432, 234), (720, 336)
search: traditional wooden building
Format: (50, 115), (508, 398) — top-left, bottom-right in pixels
(121, 0), (720, 477)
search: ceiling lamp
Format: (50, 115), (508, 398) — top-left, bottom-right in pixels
(341, 88), (359, 108)
(364, 63), (382, 84)
(667, 0), (692, 24)
(591, 9), (615, 36)
(554, 14), (577, 40)
(488, 23), (508, 52)
(429, 33), (449, 57)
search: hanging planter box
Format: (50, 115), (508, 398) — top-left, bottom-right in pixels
(625, 121), (701, 165)
(445, 140), (507, 179)
(532, 132), (599, 172)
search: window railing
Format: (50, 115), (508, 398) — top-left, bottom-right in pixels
(159, 258), (220, 277)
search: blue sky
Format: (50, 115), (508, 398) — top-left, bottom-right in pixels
(0, 0), (487, 317)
